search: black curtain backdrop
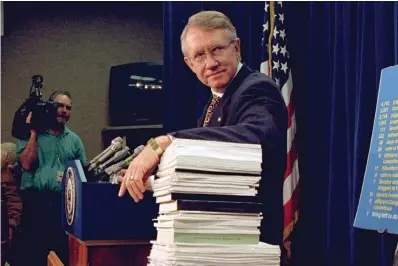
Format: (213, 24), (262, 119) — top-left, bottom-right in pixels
(163, 2), (398, 266)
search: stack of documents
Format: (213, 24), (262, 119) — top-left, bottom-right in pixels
(147, 138), (280, 266)
(148, 241), (281, 266)
(154, 138), (262, 198)
(153, 211), (262, 245)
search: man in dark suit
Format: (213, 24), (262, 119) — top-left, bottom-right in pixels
(119, 10), (287, 246)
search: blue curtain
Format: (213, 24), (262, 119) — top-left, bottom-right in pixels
(163, 2), (398, 266)
(284, 2), (398, 266)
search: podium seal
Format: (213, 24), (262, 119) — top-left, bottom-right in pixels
(65, 167), (76, 225)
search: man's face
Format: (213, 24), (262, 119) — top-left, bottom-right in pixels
(183, 27), (241, 91)
(54, 94), (72, 125)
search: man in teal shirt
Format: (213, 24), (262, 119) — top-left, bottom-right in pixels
(16, 90), (87, 266)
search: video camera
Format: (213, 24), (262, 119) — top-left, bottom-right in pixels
(11, 75), (59, 139)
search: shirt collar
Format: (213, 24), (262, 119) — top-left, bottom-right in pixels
(46, 126), (71, 137)
(211, 62), (243, 98)
(62, 126), (71, 136)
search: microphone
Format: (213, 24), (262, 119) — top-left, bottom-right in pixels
(88, 137), (123, 167)
(98, 146), (131, 172)
(88, 140), (123, 172)
(104, 145), (145, 176)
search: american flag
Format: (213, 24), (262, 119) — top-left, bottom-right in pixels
(260, 1), (300, 261)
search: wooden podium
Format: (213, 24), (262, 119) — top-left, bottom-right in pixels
(67, 233), (151, 266)
(47, 251), (64, 266)
(61, 160), (157, 266)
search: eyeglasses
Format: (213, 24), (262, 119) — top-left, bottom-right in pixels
(190, 40), (236, 66)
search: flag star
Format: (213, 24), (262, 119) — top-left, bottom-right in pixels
(280, 45), (288, 57)
(262, 22), (269, 32)
(272, 43), (280, 55)
(273, 26), (279, 39)
(281, 62), (288, 73)
(279, 29), (286, 40)
(261, 38), (268, 49)
(277, 1), (283, 7)
(265, 2), (269, 12)
(272, 60), (280, 70)
(279, 13), (285, 24)
(274, 78), (280, 86)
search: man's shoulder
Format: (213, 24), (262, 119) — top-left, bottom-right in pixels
(233, 71), (280, 100)
(244, 71), (278, 89)
(237, 64), (278, 91)
(63, 127), (82, 142)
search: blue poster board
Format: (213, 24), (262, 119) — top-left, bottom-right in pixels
(354, 65), (398, 234)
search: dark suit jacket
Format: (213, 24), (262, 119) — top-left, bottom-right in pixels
(170, 64), (287, 245)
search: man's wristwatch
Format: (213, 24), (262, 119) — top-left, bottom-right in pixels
(147, 138), (164, 157)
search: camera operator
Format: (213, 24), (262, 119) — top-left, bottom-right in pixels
(16, 90), (87, 266)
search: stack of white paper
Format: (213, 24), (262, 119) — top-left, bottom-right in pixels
(154, 139), (262, 198)
(159, 138), (262, 174)
(154, 211), (262, 245)
(148, 241), (281, 266)
(147, 138), (280, 266)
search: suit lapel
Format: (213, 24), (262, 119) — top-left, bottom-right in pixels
(197, 96), (212, 127)
(207, 64), (253, 127)
(197, 64), (253, 127)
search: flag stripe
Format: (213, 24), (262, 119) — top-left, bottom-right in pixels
(281, 70), (293, 106)
(287, 112), (296, 153)
(287, 101), (294, 129)
(284, 210), (299, 238)
(284, 136), (298, 180)
(283, 157), (300, 205)
(283, 180), (300, 228)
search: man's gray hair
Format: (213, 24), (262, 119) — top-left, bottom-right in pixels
(180, 11), (237, 56)
(48, 90), (72, 104)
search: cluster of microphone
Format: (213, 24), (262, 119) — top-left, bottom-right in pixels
(86, 136), (144, 183)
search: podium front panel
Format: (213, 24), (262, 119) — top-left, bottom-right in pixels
(62, 160), (158, 241)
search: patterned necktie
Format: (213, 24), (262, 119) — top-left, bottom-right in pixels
(203, 95), (221, 127)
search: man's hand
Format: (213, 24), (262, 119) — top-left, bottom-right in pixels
(118, 145), (159, 202)
(117, 169), (154, 190)
(25, 111), (38, 134)
(116, 169), (127, 184)
(118, 136), (172, 202)
(26, 111), (32, 124)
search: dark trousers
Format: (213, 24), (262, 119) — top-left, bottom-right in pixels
(17, 188), (69, 266)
